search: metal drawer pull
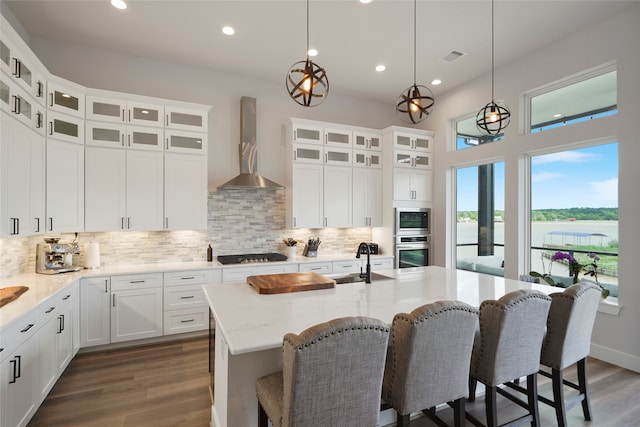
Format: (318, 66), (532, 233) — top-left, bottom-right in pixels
(62, 294), (71, 300)
(180, 295), (195, 299)
(20, 323), (34, 333)
(45, 306), (55, 314)
(180, 277), (195, 280)
(180, 319), (195, 323)
(130, 280), (145, 283)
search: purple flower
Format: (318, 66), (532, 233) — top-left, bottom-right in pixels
(587, 252), (600, 262)
(552, 251), (577, 263)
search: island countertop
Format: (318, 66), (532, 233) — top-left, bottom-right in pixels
(203, 265), (556, 356)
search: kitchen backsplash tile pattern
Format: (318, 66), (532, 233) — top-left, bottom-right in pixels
(0, 189), (373, 278)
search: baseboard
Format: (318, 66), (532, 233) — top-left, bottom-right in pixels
(590, 342), (640, 373)
(77, 330), (207, 354)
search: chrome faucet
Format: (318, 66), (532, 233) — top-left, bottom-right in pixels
(356, 242), (372, 284)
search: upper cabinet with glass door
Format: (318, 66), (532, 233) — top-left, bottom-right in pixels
(353, 131), (382, 151)
(292, 123), (324, 145)
(47, 80), (85, 118)
(393, 131), (432, 152)
(324, 127), (352, 148)
(0, 37), (46, 105)
(165, 106), (208, 132)
(0, 74), (45, 135)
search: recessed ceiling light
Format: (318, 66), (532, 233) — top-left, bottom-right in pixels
(360, 0), (372, 4)
(553, 113), (563, 118)
(307, 48), (318, 57)
(431, 79), (442, 85)
(110, 0), (127, 10)
(375, 65), (386, 72)
(222, 26), (235, 36)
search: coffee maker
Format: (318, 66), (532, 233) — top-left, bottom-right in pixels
(36, 238), (81, 274)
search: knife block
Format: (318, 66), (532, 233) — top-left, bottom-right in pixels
(302, 245), (318, 257)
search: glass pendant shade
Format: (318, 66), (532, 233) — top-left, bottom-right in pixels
(476, 100), (511, 135)
(286, 58), (329, 107)
(396, 84), (434, 124)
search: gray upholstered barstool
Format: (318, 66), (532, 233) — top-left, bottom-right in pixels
(255, 316), (390, 427)
(381, 301), (479, 426)
(467, 289), (551, 427)
(538, 282), (601, 427)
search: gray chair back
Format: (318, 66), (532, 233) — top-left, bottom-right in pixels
(540, 282), (601, 370)
(382, 301), (479, 415)
(282, 316), (389, 427)
(471, 289), (551, 386)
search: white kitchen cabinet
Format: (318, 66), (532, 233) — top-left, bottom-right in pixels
(46, 110), (84, 145)
(163, 269), (220, 335)
(222, 266), (258, 283)
(292, 123), (323, 145)
(0, 37), (46, 105)
(84, 147), (163, 232)
(85, 95), (126, 123)
(2, 334), (38, 427)
(332, 259), (361, 274)
(164, 152), (208, 230)
(257, 264), (298, 275)
(127, 125), (163, 151)
(165, 106), (208, 132)
(46, 139), (84, 232)
(110, 273), (163, 343)
(353, 149), (382, 169)
(80, 277), (111, 348)
(290, 163), (323, 228)
(85, 121), (126, 148)
(323, 165), (352, 228)
(392, 131), (432, 152)
(324, 127), (352, 148)
(353, 131), (382, 151)
(1, 79), (45, 133)
(292, 143), (323, 164)
(353, 167), (382, 227)
(393, 149), (431, 169)
(393, 169), (432, 202)
(369, 257), (394, 270)
(126, 101), (163, 127)
(165, 129), (207, 154)
(298, 262), (333, 274)
(47, 80), (84, 118)
(324, 146), (352, 167)
(1, 111), (45, 238)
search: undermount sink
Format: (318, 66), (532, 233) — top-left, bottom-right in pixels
(328, 272), (393, 284)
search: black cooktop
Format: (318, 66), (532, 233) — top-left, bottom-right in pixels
(216, 253), (288, 265)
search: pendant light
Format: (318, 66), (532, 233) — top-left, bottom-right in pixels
(476, 0), (511, 135)
(286, 0), (329, 107)
(396, 0), (434, 124)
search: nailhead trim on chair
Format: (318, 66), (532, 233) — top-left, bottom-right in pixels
(284, 324), (390, 351)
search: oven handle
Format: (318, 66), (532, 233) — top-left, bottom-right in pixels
(396, 243), (430, 249)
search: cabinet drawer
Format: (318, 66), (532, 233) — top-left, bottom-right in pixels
(2, 314), (38, 359)
(111, 273), (163, 291)
(298, 262), (333, 274)
(222, 267), (258, 283)
(164, 285), (207, 309)
(163, 307), (208, 335)
(332, 260), (361, 274)
(370, 258), (394, 270)
(256, 264), (298, 275)
(164, 269), (218, 286)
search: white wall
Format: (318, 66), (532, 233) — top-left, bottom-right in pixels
(25, 37), (406, 191)
(427, 3), (640, 372)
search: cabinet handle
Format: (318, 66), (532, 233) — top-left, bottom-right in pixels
(48, 217), (53, 231)
(36, 111), (43, 128)
(11, 95), (20, 114)
(128, 109), (131, 122)
(293, 150), (297, 161)
(9, 356), (20, 383)
(9, 218), (18, 235)
(324, 153), (328, 163)
(48, 121), (53, 136)
(180, 319), (195, 323)
(310, 267), (321, 271)
(166, 114), (169, 126)
(122, 108), (125, 122)
(127, 217), (131, 229)
(113, 294), (116, 307)
(180, 295), (195, 299)
(49, 92), (54, 107)
(105, 279), (109, 293)
(129, 280), (145, 283)
(166, 137), (169, 150)
(165, 218), (169, 229)
(293, 130), (297, 140)
(34, 217), (40, 233)
(58, 314), (64, 334)
(20, 323), (34, 333)
(62, 294), (71, 300)
(45, 306), (55, 314)
(37, 81), (44, 98)
(180, 276), (195, 280)
(324, 217), (327, 227)
(11, 58), (20, 77)
(127, 134), (131, 147)
(293, 217), (296, 228)
(121, 133), (125, 147)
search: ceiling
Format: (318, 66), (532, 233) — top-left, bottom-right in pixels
(2, 0), (634, 105)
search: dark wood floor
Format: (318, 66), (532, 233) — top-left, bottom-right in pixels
(28, 336), (639, 426)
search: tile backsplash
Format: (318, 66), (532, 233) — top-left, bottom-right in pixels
(0, 189), (373, 278)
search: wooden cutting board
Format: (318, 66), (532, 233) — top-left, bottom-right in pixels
(247, 272), (336, 294)
(0, 286), (29, 308)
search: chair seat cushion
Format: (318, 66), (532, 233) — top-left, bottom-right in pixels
(256, 371), (284, 427)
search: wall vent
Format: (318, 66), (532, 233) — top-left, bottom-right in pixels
(440, 50), (466, 63)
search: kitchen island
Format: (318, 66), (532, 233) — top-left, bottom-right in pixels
(202, 265), (557, 427)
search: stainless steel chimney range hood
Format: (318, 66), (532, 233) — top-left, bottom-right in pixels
(218, 97), (284, 190)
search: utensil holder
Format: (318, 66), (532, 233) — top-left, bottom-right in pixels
(286, 246), (297, 260)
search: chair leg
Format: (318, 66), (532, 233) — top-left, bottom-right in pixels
(551, 368), (568, 427)
(577, 358), (593, 421)
(468, 376), (478, 402)
(452, 397), (465, 427)
(526, 373), (540, 427)
(485, 385), (498, 427)
(258, 401), (269, 427)
(397, 413), (411, 426)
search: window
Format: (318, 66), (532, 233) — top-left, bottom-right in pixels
(455, 115), (503, 151)
(456, 162), (505, 276)
(529, 143), (618, 298)
(528, 68), (617, 133)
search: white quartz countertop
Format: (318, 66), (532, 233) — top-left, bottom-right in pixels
(0, 254), (392, 329)
(203, 266), (557, 356)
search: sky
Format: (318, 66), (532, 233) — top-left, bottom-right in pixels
(456, 142), (618, 211)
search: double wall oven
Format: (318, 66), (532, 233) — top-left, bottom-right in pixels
(395, 207), (431, 268)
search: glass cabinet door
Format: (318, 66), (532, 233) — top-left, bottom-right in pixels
(86, 96), (126, 123)
(414, 153), (431, 168)
(354, 132), (382, 151)
(324, 128), (352, 147)
(165, 130), (207, 154)
(394, 132), (431, 152)
(324, 147), (352, 166)
(414, 137), (431, 151)
(86, 122), (126, 148)
(395, 134), (413, 149)
(127, 102), (163, 127)
(47, 81), (85, 118)
(0, 40), (10, 75)
(353, 150), (382, 168)
(127, 126), (163, 151)
(292, 143), (322, 164)
(47, 110), (84, 145)
(394, 150), (413, 168)
(165, 107), (208, 132)
(292, 125), (323, 145)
